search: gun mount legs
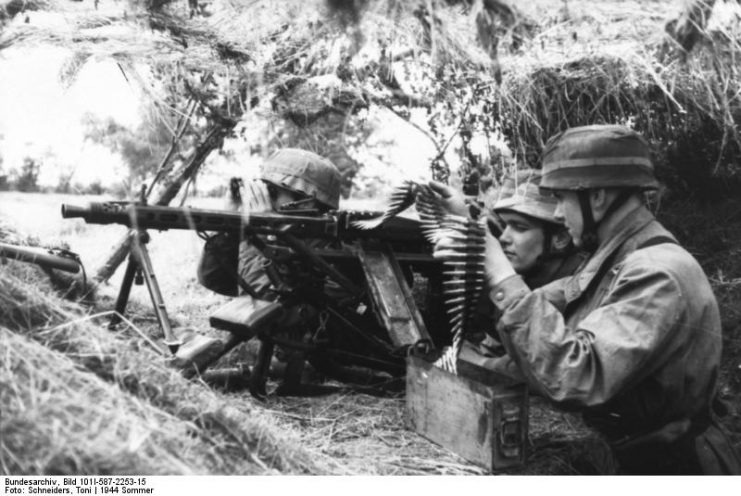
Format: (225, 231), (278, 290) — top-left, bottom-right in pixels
(109, 255), (138, 330)
(108, 230), (182, 354)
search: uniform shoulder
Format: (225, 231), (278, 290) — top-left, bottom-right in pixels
(622, 240), (705, 281)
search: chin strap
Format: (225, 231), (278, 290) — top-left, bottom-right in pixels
(524, 224), (571, 281)
(578, 191), (599, 252)
(578, 189), (634, 253)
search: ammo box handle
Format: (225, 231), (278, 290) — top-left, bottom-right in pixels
(498, 410), (523, 459)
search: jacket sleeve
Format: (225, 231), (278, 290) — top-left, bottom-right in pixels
(237, 240), (275, 300)
(492, 255), (685, 408)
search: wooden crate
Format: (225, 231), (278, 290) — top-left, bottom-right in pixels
(405, 356), (528, 471)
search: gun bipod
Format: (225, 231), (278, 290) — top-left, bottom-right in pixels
(109, 230), (182, 354)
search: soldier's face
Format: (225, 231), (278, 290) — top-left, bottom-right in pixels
(498, 212), (546, 274)
(272, 188), (302, 210)
(553, 190), (584, 247)
(270, 186), (322, 213)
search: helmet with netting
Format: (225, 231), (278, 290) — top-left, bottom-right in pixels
(260, 148), (341, 210)
(540, 125), (659, 191)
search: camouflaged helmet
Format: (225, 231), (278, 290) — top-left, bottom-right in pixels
(493, 169), (561, 225)
(540, 125), (659, 191)
(260, 148), (341, 210)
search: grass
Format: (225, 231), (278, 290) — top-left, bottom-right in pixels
(0, 193), (351, 475)
(1, 328), (222, 475)
(0, 265), (344, 475)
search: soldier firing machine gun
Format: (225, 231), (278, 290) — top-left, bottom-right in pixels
(61, 200), (445, 395)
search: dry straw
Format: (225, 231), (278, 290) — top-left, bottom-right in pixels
(1, 328), (215, 475)
(493, 1), (741, 179)
(0, 264), (349, 474)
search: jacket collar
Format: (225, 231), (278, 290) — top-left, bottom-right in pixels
(563, 205), (658, 304)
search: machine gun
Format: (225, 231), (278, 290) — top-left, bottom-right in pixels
(61, 201), (444, 395)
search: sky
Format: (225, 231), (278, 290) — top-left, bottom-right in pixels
(0, 45), (141, 188)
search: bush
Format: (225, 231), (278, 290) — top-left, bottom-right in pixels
(14, 158), (41, 192)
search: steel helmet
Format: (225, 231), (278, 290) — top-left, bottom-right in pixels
(540, 125), (659, 191)
(493, 169), (561, 225)
(260, 148), (341, 210)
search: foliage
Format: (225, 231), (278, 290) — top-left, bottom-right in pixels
(80, 111), (196, 197)
(0, 148), (6, 191)
(0, 0), (51, 27)
(0, 0), (508, 194)
(12, 157), (41, 192)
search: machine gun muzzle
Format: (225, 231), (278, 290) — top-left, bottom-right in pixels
(60, 203), (88, 220)
(61, 202), (137, 226)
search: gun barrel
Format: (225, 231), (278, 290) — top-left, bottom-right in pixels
(60, 201), (430, 246)
(0, 242), (81, 273)
(61, 202), (248, 232)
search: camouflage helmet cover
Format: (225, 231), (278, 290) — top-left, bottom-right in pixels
(540, 125), (659, 191)
(260, 148), (341, 210)
(493, 169), (561, 225)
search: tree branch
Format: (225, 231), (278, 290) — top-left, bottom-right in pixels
(91, 122), (234, 286)
(145, 98), (197, 199)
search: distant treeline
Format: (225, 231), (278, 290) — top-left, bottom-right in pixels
(0, 163), (227, 198)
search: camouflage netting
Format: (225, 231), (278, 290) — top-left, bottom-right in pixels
(489, 1), (741, 201)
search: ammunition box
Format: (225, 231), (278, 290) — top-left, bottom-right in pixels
(405, 355), (528, 471)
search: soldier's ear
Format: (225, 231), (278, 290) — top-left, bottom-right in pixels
(551, 228), (572, 252)
(590, 188), (610, 220)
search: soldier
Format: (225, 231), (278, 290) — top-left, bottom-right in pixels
(194, 148), (342, 299)
(429, 170), (583, 288)
(235, 148), (343, 300)
(431, 171), (585, 374)
(185, 148), (391, 395)
(489, 169), (584, 289)
(481, 124), (741, 474)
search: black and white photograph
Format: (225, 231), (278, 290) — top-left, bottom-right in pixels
(1, 0), (739, 486)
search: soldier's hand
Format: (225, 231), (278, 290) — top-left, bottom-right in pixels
(246, 180), (273, 213)
(428, 181), (469, 217)
(484, 226), (516, 286)
(431, 229), (458, 261)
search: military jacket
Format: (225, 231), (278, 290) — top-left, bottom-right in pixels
(491, 206), (722, 437)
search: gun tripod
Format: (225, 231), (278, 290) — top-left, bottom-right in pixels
(109, 230), (182, 353)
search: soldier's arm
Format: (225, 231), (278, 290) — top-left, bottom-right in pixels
(237, 240), (277, 300)
(490, 256), (685, 408)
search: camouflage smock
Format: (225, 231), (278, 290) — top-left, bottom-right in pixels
(488, 205), (739, 474)
(237, 238), (353, 304)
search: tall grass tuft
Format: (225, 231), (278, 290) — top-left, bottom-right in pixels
(0, 265), (349, 475)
